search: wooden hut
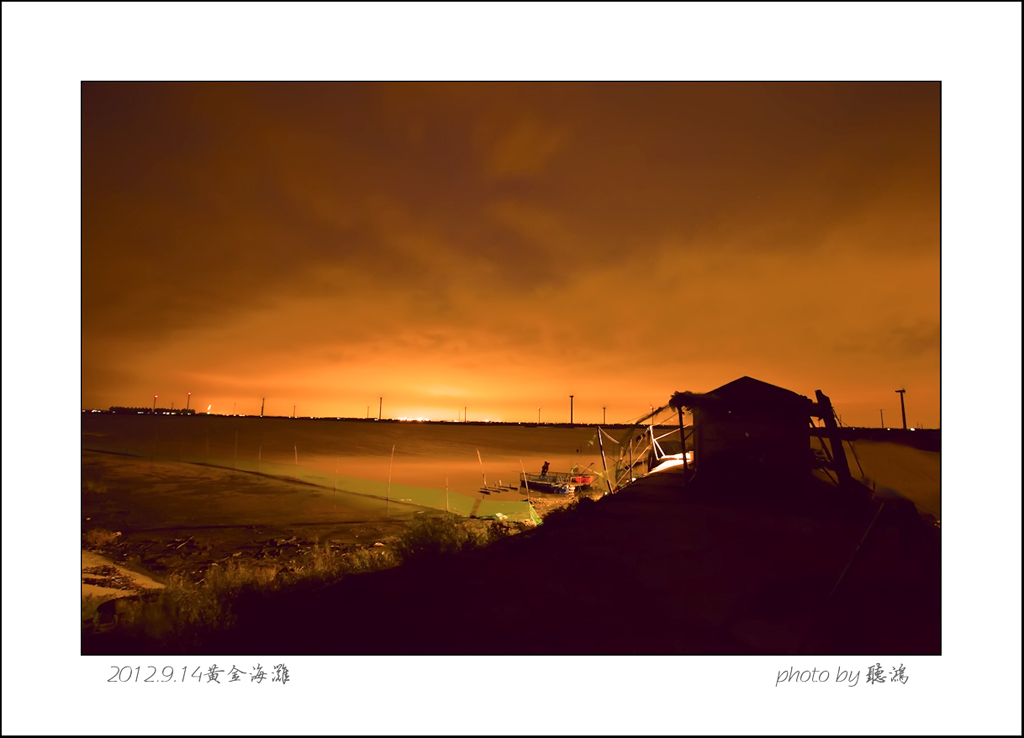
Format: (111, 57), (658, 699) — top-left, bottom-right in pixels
(671, 376), (813, 483)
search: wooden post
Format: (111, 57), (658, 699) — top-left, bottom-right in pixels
(677, 405), (689, 476)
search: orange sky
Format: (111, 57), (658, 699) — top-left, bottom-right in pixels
(82, 82), (940, 426)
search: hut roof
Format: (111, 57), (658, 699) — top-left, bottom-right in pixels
(670, 376), (812, 414)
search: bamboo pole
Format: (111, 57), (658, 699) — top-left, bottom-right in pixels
(597, 426), (613, 496)
(476, 448), (486, 487)
(387, 444), (395, 517)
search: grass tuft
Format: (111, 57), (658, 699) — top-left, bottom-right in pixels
(83, 528), (121, 548)
(392, 513), (482, 564)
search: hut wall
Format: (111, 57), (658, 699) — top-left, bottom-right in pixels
(694, 408), (809, 480)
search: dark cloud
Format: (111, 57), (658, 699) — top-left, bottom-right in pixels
(82, 82), (940, 426)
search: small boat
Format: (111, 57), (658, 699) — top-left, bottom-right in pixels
(519, 472), (576, 495)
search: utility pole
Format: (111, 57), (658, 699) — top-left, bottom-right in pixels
(153, 395), (157, 412)
(570, 395), (574, 426)
(186, 392), (191, 411)
(464, 406), (467, 423)
(880, 409), (885, 428)
(896, 389), (907, 430)
(261, 398), (265, 418)
(603, 406), (607, 425)
(538, 407), (541, 424)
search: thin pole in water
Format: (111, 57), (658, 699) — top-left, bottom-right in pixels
(387, 444), (395, 517)
(476, 448), (486, 488)
(597, 426), (613, 496)
(520, 459), (530, 502)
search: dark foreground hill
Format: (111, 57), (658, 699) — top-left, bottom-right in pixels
(85, 470), (940, 655)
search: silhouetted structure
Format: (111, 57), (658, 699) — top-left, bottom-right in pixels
(671, 376), (814, 484)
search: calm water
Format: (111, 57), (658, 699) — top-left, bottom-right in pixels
(81, 414), (655, 497)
